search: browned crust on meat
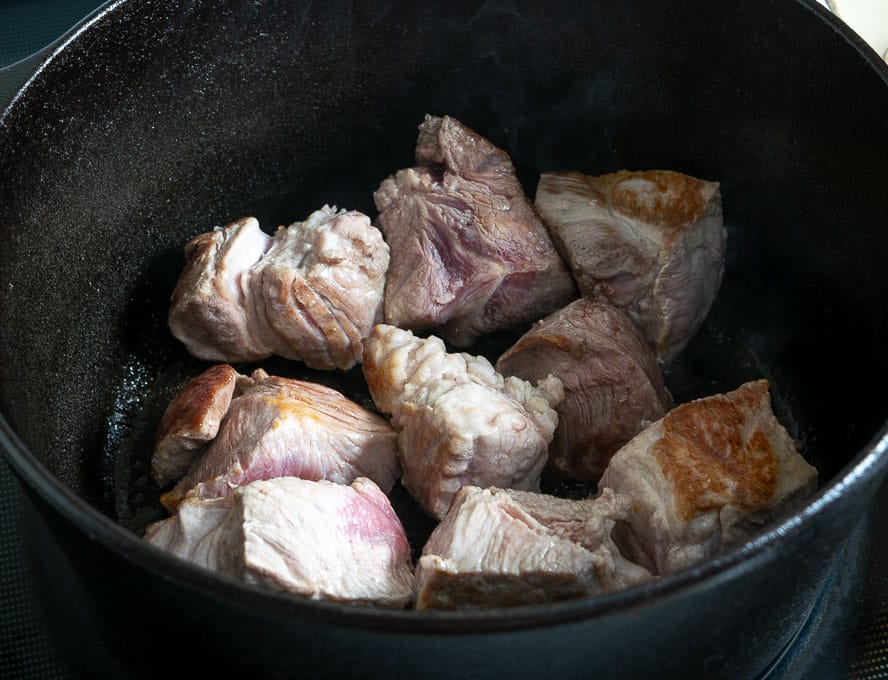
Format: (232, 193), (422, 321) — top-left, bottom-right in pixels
(416, 570), (586, 610)
(538, 169), (716, 233)
(152, 364), (240, 488)
(257, 378), (393, 431)
(361, 329), (399, 411)
(653, 380), (779, 521)
(169, 230), (220, 310)
(155, 365), (238, 443)
(504, 332), (581, 360)
(604, 170), (714, 231)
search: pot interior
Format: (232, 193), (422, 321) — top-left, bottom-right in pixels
(1, 0), (887, 563)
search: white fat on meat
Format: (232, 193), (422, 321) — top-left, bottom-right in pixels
(144, 477), (415, 607)
(599, 379), (818, 575)
(415, 485), (651, 609)
(160, 370), (399, 512)
(362, 324), (563, 520)
(535, 169), (726, 363)
(168, 205), (389, 370)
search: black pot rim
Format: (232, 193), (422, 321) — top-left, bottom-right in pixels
(2, 0), (888, 636)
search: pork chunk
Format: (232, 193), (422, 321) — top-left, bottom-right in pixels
(160, 372), (399, 512)
(145, 477), (415, 607)
(374, 115), (576, 347)
(168, 205), (389, 370)
(246, 206), (389, 370)
(362, 324), (563, 519)
(535, 170), (726, 363)
(168, 217), (272, 362)
(415, 485), (650, 609)
(599, 380), (818, 575)
(496, 299), (673, 482)
(152, 364), (246, 487)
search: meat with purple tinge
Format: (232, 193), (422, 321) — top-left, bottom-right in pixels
(534, 169), (726, 363)
(373, 114), (577, 347)
(151, 363), (254, 487)
(168, 205), (389, 370)
(599, 380), (818, 575)
(496, 298), (673, 482)
(414, 485), (650, 609)
(160, 369), (399, 512)
(168, 217), (272, 362)
(145, 477), (415, 607)
(362, 323), (563, 520)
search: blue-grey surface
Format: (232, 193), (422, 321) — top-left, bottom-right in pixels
(0, 1), (105, 69)
(0, 459), (75, 680)
(0, 457), (140, 679)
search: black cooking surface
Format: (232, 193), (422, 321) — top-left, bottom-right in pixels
(1, 4), (887, 678)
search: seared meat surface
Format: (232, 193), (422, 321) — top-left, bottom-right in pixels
(160, 370), (399, 512)
(535, 170), (726, 362)
(414, 485), (650, 609)
(362, 324), (563, 519)
(496, 299), (673, 482)
(152, 364), (245, 487)
(374, 115), (576, 346)
(169, 205), (389, 370)
(599, 380), (817, 575)
(145, 477), (415, 607)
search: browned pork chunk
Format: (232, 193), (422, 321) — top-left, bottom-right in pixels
(599, 380), (818, 575)
(415, 485), (650, 609)
(535, 170), (726, 363)
(168, 205), (389, 370)
(374, 115), (577, 347)
(362, 324), (563, 520)
(496, 298), (673, 482)
(152, 364), (243, 487)
(145, 477), (415, 607)
(151, 365), (278, 489)
(160, 370), (399, 512)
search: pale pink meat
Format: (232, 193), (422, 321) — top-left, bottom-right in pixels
(415, 485), (650, 609)
(363, 323), (563, 519)
(535, 169), (726, 362)
(168, 205), (388, 370)
(145, 477), (415, 607)
(168, 217), (273, 362)
(160, 372), (399, 512)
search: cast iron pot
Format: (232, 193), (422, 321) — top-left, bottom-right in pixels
(2, 1), (887, 677)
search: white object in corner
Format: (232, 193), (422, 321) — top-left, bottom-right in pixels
(828, 0), (888, 62)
